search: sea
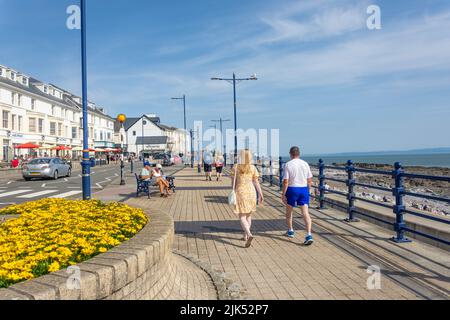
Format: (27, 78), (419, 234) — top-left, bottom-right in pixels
(286, 153), (450, 168)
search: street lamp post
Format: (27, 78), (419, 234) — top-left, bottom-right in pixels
(211, 74), (258, 163)
(141, 118), (147, 165)
(189, 129), (196, 169)
(117, 114), (127, 186)
(211, 118), (231, 165)
(171, 95), (187, 160)
(80, 0), (91, 200)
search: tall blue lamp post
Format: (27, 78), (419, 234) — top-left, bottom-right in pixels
(80, 0), (91, 200)
(211, 74), (258, 163)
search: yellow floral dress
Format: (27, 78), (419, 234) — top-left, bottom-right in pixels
(231, 165), (260, 214)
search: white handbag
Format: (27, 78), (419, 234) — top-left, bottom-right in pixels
(228, 165), (238, 206)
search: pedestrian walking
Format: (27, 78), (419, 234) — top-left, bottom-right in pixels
(214, 152), (224, 181)
(281, 146), (314, 245)
(230, 150), (264, 248)
(203, 149), (213, 181)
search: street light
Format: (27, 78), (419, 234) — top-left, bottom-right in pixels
(80, 0), (91, 200)
(117, 114), (127, 186)
(211, 73), (258, 163)
(171, 95), (187, 160)
(141, 118), (147, 165)
(211, 118), (231, 160)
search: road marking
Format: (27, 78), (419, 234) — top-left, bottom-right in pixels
(50, 190), (82, 198)
(95, 183), (103, 189)
(115, 173), (119, 177)
(78, 174), (82, 178)
(64, 178), (68, 182)
(17, 190), (59, 199)
(7, 181), (13, 185)
(0, 190), (32, 198)
(41, 183), (47, 188)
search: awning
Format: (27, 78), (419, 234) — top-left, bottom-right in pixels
(53, 146), (72, 151)
(14, 142), (40, 149)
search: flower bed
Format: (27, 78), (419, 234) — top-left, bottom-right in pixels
(0, 199), (148, 288)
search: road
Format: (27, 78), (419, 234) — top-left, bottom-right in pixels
(0, 162), (182, 208)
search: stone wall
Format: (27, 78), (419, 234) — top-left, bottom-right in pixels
(0, 212), (178, 300)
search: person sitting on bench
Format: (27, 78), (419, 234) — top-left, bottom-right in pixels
(150, 164), (171, 198)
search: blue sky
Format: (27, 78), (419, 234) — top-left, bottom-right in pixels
(1, 0), (450, 154)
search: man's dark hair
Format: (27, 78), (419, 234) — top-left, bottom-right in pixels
(290, 146), (300, 157)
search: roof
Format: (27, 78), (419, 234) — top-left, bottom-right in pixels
(136, 136), (169, 145)
(0, 71), (114, 120)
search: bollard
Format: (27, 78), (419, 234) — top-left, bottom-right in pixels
(391, 162), (411, 243)
(278, 156), (284, 191)
(120, 159), (125, 185)
(269, 157), (274, 186)
(318, 159), (325, 209)
(344, 160), (359, 222)
(261, 157), (266, 183)
(130, 159), (134, 174)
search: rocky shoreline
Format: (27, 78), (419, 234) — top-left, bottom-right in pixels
(312, 163), (450, 217)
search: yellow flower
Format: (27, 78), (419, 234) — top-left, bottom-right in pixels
(0, 199), (148, 288)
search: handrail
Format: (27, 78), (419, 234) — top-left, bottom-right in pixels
(253, 157), (449, 245)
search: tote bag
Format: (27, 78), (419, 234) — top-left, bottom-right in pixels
(228, 165), (238, 206)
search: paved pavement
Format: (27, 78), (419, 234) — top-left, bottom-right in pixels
(0, 163), (129, 208)
(97, 167), (449, 300)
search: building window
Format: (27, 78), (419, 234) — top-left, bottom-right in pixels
(17, 94), (22, 106)
(22, 78), (27, 85)
(44, 86), (48, 94)
(38, 119), (44, 133)
(100, 131), (103, 141)
(107, 132), (111, 140)
(65, 126), (68, 137)
(0, 68), (2, 76)
(11, 93), (16, 105)
(12, 115), (16, 131)
(2, 111), (9, 129)
(72, 127), (77, 139)
(50, 122), (56, 135)
(133, 131), (136, 136)
(18, 116), (23, 131)
(29, 118), (37, 133)
(58, 123), (62, 136)
(11, 72), (16, 81)
(51, 105), (55, 116)
(31, 99), (35, 110)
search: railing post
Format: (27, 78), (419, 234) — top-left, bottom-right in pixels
(391, 162), (411, 243)
(344, 160), (359, 222)
(269, 157), (273, 186)
(278, 156), (284, 191)
(318, 159), (325, 209)
(261, 156), (266, 183)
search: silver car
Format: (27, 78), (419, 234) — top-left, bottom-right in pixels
(22, 158), (72, 181)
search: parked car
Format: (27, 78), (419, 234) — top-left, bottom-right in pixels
(22, 158), (72, 181)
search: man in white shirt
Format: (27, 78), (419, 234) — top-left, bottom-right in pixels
(282, 146), (314, 245)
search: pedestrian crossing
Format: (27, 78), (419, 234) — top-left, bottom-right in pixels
(0, 188), (83, 201)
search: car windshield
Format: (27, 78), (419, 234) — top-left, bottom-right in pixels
(28, 159), (51, 165)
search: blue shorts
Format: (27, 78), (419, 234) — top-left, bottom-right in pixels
(286, 187), (310, 207)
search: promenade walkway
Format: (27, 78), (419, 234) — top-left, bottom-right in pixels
(96, 167), (450, 300)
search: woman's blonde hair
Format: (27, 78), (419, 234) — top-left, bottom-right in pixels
(237, 149), (253, 174)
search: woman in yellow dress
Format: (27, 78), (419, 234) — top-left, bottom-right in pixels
(231, 150), (264, 248)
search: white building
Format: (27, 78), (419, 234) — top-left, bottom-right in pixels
(115, 114), (189, 157)
(0, 64), (115, 161)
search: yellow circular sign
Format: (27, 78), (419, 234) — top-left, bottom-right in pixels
(117, 114), (127, 123)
